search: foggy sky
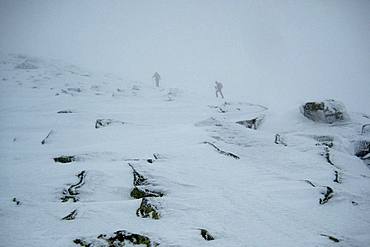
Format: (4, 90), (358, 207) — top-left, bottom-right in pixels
(0, 0), (369, 111)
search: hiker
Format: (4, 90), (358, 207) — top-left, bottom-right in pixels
(152, 72), (161, 87)
(214, 81), (224, 99)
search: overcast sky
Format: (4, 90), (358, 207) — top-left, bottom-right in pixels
(0, 0), (369, 111)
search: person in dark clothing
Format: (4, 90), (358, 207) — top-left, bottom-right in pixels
(215, 81), (224, 98)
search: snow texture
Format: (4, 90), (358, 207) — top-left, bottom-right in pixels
(1, 54), (370, 247)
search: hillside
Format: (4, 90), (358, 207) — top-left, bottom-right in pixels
(0, 54), (370, 246)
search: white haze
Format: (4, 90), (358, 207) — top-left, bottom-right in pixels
(0, 0), (369, 112)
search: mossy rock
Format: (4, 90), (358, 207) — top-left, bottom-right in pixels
(54, 155), (76, 163)
(136, 198), (160, 220)
(130, 187), (164, 199)
(74, 230), (159, 247)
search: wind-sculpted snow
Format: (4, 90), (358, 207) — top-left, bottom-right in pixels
(1, 54), (370, 247)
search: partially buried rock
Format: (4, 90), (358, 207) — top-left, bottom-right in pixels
(200, 229), (215, 241)
(57, 110), (73, 114)
(300, 99), (349, 124)
(354, 140), (370, 159)
(236, 115), (264, 130)
(95, 119), (125, 129)
(74, 230), (158, 247)
(130, 187), (164, 199)
(54, 155), (76, 163)
(136, 198), (160, 219)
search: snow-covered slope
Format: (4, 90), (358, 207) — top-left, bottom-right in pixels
(1, 54), (370, 247)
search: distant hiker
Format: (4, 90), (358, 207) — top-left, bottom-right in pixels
(152, 72), (161, 87)
(214, 81), (224, 99)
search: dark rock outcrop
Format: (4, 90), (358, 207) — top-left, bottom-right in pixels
(354, 140), (370, 159)
(54, 155), (76, 163)
(200, 229), (215, 241)
(301, 100), (348, 124)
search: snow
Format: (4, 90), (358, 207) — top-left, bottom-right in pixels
(0, 54), (370, 246)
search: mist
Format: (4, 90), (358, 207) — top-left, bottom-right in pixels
(1, 0), (369, 111)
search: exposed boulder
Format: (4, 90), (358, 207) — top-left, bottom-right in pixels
(300, 100), (349, 124)
(354, 140), (370, 159)
(74, 230), (158, 247)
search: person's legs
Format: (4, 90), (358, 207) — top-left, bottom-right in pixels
(155, 79), (159, 87)
(216, 90), (219, 98)
(220, 90), (224, 99)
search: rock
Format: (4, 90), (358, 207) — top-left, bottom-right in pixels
(61, 171), (86, 203)
(362, 124), (370, 134)
(354, 140), (370, 159)
(95, 119), (125, 129)
(203, 141), (240, 159)
(136, 198), (160, 219)
(57, 110), (73, 114)
(130, 187), (164, 199)
(54, 155), (76, 163)
(128, 164), (148, 186)
(319, 186), (334, 205)
(74, 230), (158, 247)
(41, 130), (54, 145)
(62, 209), (78, 220)
(320, 234), (341, 243)
(300, 99), (349, 124)
(236, 115), (264, 130)
(315, 135), (334, 148)
(200, 229), (215, 241)
(12, 197), (21, 205)
(274, 134), (287, 146)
